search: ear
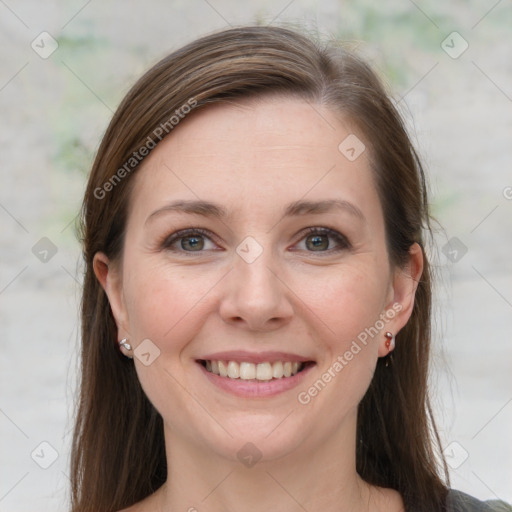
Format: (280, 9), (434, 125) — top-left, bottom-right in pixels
(378, 242), (424, 357)
(93, 252), (130, 342)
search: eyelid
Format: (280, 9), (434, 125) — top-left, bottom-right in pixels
(291, 226), (351, 253)
(160, 226), (351, 254)
(161, 227), (221, 252)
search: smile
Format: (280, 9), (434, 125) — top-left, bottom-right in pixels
(201, 359), (307, 380)
(196, 350), (316, 397)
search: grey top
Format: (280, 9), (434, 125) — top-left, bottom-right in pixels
(446, 490), (512, 512)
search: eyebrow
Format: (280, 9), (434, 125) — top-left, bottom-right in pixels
(284, 199), (365, 222)
(145, 198), (366, 225)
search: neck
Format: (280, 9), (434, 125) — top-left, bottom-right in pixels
(156, 411), (382, 512)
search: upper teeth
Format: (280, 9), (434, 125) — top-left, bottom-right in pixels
(205, 360), (303, 380)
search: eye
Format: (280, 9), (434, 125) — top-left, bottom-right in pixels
(293, 227), (351, 253)
(161, 228), (219, 253)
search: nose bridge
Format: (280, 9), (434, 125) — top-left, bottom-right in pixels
(219, 237), (293, 329)
(236, 250), (276, 298)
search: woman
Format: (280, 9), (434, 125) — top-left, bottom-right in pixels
(71, 26), (511, 512)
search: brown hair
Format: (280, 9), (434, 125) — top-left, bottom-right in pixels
(72, 25), (448, 512)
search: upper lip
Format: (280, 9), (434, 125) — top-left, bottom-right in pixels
(198, 350), (315, 364)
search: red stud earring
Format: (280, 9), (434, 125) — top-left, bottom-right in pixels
(385, 332), (395, 352)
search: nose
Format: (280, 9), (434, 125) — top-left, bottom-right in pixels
(218, 250), (294, 332)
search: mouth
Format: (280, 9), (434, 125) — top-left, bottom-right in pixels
(196, 356), (316, 398)
(198, 359), (315, 381)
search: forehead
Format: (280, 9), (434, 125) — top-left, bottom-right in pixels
(128, 97), (382, 227)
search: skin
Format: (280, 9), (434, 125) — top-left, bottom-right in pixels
(94, 97), (423, 512)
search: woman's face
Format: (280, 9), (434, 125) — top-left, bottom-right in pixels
(96, 97), (421, 463)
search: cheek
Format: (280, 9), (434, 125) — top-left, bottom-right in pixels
(290, 261), (389, 401)
(121, 260), (221, 424)
(292, 267), (387, 430)
(123, 257), (223, 345)
(289, 260), (389, 343)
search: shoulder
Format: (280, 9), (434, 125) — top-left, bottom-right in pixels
(446, 489), (512, 512)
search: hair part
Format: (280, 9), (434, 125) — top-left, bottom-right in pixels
(73, 25), (448, 512)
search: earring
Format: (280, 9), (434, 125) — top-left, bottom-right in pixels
(118, 338), (133, 359)
(384, 332), (395, 352)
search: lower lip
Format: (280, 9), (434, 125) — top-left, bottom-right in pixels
(197, 362), (315, 398)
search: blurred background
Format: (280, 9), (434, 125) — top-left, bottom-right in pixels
(0, 1), (511, 510)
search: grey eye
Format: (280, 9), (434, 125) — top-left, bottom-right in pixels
(305, 234), (330, 251)
(181, 235), (205, 251)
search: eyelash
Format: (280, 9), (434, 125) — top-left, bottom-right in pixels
(296, 226), (351, 253)
(160, 226), (351, 255)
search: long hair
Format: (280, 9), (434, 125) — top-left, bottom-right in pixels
(72, 26), (448, 512)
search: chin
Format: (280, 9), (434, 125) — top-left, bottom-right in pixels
(168, 408), (300, 462)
